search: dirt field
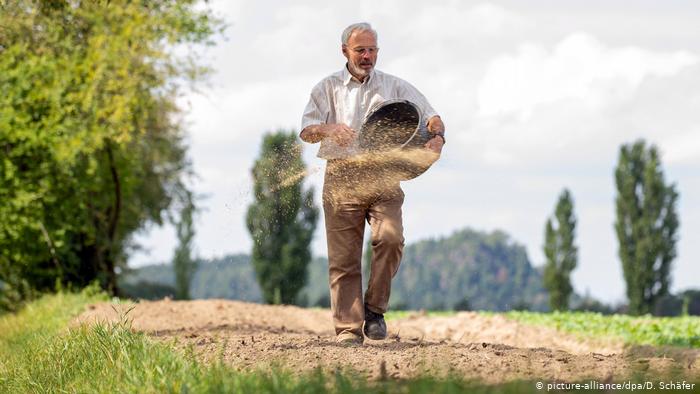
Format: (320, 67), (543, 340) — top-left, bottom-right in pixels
(74, 299), (700, 383)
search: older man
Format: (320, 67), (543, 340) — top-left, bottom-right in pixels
(300, 22), (445, 345)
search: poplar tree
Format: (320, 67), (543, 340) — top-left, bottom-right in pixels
(246, 131), (318, 305)
(543, 189), (578, 311)
(615, 140), (679, 315)
(173, 190), (197, 300)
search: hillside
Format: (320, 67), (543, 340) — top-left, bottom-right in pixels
(120, 228), (549, 311)
(391, 229), (548, 311)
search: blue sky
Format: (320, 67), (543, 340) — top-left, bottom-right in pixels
(132, 0), (700, 303)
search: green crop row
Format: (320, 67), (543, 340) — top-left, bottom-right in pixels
(505, 311), (700, 348)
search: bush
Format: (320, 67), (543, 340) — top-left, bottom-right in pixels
(454, 297), (471, 311)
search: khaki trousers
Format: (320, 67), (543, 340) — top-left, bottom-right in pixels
(322, 160), (405, 337)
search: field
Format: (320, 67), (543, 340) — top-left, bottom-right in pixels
(1, 288), (699, 393)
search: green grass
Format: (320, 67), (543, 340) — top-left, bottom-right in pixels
(505, 311), (700, 348)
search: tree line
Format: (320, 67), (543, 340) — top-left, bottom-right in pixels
(543, 140), (680, 315)
(118, 230), (552, 312)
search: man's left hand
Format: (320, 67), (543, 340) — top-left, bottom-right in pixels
(424, 115), (445, 154)
(424, 136), (444, 154)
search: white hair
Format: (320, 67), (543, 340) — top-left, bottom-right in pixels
(341, 22), (377, 45)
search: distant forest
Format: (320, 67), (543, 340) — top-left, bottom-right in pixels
(121, 226), (700, 315)
(121, 228), (551, 311)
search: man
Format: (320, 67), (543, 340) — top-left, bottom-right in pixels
(300, 22), (445, 345)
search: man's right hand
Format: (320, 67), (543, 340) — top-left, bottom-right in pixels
(325, 124), (356, 147)
(300, 123), (356, 145)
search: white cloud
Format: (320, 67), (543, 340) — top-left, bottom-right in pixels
(412, 2), (528, 39)
(664, 132), (700, 165)
(477, 32), (699, 120)
(252, 5), (339, 64)
(185, 76), (315, 146)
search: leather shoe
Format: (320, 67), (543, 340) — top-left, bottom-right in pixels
(363, 304), (387, 340)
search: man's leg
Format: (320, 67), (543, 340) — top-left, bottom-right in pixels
(364, 187), (405, 314)
(323, 186), (367, 339)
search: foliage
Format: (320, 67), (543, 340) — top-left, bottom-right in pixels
(454, 297), (472, 311)
(119, 280), (177, 301)
(0, 265), (35, 313)
(507, 311), (700, 348)
(390, 228), (549, 311)
(543, 189), (578, 311)
(614, 140), (679, 315)
(571, 296), (616, 315)
(173, 189), (197, 300)
(653, 290), (700, 317)
(246, 131), (318, 304)
(0, 0), (222, 307)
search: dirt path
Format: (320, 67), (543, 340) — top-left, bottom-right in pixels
(74, 299), (700, 383)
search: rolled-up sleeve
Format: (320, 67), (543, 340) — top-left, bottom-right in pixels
(301, 82), (329, 131)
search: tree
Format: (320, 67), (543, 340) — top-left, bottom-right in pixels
(173, 190), (197, 300)
(0, 0), (222, 306)
(615, 140), (679, 315)
(543, 189), (578, 311)
(246, 131), (318, 304)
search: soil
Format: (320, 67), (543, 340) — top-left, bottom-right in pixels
(74, 299), (700, 383)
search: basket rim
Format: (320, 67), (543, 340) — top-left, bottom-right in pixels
(360, 99), (425, 151)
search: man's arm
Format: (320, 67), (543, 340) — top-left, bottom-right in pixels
(394, 79), (444, 153)
(424, 115), (445, 153)
(300, 123), (356, 146)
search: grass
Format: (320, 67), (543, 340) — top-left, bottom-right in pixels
(1, 291), (696, 393)
(505, 310), (700, 348)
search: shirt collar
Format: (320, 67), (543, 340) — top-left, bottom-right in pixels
(342, 64), (374, 86)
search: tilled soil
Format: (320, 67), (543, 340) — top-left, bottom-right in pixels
(74, 299), (700, 383)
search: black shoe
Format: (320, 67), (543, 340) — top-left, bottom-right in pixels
(363, 305), (387, 340)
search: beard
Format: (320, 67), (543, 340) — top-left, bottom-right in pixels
(348, 61), (373, 79)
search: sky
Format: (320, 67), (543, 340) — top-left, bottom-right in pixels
(131, 0), (700, 304)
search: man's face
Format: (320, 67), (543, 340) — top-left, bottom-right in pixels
(342, 30), (378, 81)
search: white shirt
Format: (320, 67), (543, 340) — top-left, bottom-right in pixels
(301, 66), (438, 159)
